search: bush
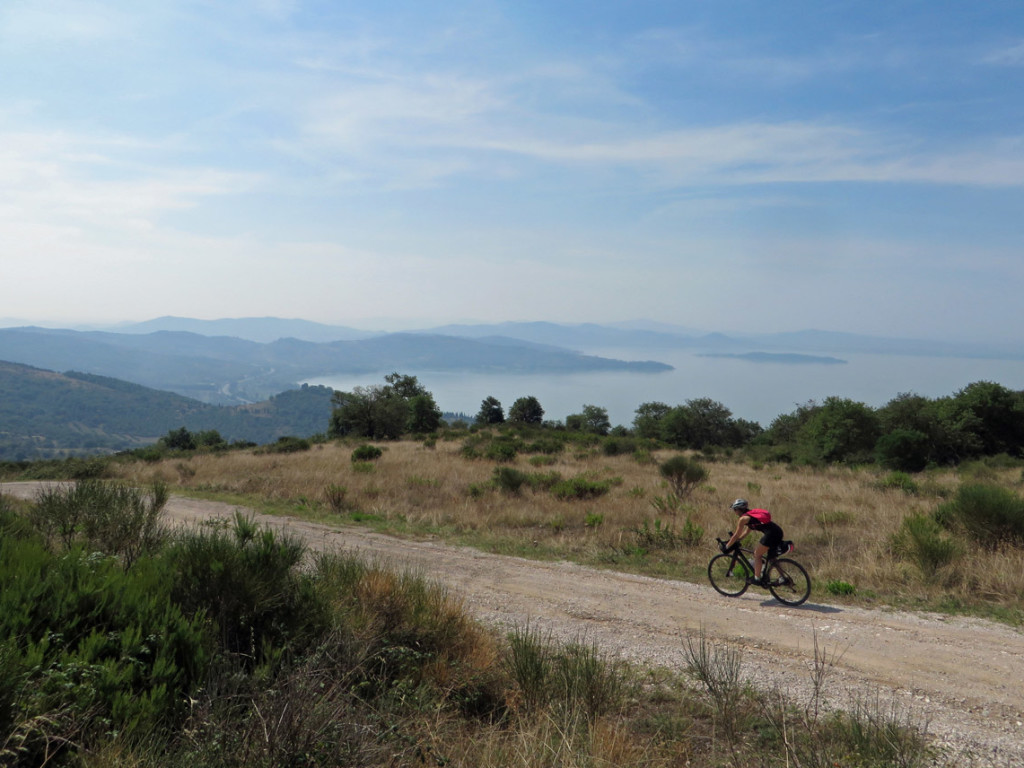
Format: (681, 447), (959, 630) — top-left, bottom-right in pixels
(892, 514), (962, 576)
(493, 466), (529, 495)
(875, 429), (930, 472)
(0, 538), (208, 747)
(658, 455), (708, 499)
(602, 437), (637, 456)
(934, 483), (1024, 548)
(260, 436), (312, 454)
(826, 580), (857, 596)
(165, 513), (324, 663)
(878, 471), (919, 495)
(550, 476), (612, 501)
(30, 480), (169, 569)
(351, 444), (383, 462)
(505, 625), (628, 720)
(485, 440), (519, 462)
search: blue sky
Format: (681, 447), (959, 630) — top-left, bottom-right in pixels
(2, 1), (1023, 342)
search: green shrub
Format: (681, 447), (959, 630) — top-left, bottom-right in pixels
(351, 444), (383, 462)
(878, 471), (919, 495)
(0, 539), (208, 746)
(258, 436), (312, 454)
(165, 513), (324, 664)
(505, 624), (628, 719)
(324, 484), (348, 514)
(825, 580), (857, 596)
(875, 429), (930, 472)
(550, 476), (612, 501)
(524, 438), (564, 455)
(892, 514), (962, 576)
(30, 480), (169, 569)
(485, 441), (519, 462)
(602, 437), (637, 456)
(935, 483), (1024, 548)
(492, 466), (529, 495)
(632, 518), (682, 550)
(658, 455), (708, 499)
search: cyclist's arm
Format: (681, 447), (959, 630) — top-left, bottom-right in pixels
(725, 516), (751, 549)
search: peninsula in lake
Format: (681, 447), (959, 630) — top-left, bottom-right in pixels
(697, 352), (847, 365)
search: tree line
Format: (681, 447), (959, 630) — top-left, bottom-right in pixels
(328, 374), (1024, 471)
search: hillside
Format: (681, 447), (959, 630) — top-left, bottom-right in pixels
(0, 326), (672, 405)
(0, 361), (335, 460)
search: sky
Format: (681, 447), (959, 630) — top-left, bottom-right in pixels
(2, 0), (1023, 342)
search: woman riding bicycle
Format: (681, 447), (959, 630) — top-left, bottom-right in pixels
(722, 498), (784, 587)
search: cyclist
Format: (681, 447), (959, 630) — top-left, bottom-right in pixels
(721, 498), (784, 587)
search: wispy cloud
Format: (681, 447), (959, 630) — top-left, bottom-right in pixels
(982, 40), (1024, 66)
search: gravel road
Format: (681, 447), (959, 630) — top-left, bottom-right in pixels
(4, 482), (1023, 766)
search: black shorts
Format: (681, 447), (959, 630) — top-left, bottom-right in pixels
(757, 522), (784, 549)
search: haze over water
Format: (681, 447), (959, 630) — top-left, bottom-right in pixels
(307, 348), (1024, 429)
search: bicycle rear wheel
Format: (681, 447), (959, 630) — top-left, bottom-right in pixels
(708, 553), (749, 597)
(766, 558), (811, 606)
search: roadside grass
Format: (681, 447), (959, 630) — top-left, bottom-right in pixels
(96, 437), (1024, 624)
(0, 490), (953, 768)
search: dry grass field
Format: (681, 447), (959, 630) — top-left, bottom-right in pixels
(107, 433), (1024, 622)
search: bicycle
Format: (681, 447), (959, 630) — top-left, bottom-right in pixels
(708, 536), (811, 606)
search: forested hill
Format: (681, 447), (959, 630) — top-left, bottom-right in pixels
(0, 361), (335, 461)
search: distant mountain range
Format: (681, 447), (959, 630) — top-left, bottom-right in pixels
(103, 317), (1023, 360)
(0, 323), (671, 406)
(2, 316), (1020, 460)
(0, 361), (336, 461)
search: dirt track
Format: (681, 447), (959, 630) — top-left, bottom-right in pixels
(4, 482), (1024, 765)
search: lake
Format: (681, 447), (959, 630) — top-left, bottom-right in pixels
(305, 347), (1024, 429)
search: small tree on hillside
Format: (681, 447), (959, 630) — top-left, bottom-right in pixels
(476, 396), (505, 425)
(659, 454), (708, 499)
(508, 396), (545, 425)
(566, 404), (611, 435)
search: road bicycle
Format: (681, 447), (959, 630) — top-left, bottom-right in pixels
(708, 537), (811, 606)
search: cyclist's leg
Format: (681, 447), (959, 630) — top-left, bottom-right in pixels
(752, 543), (769, 580)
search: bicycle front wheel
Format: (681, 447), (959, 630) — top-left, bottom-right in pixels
(708, 554), (749, 597)
(766, 558), (811, 606)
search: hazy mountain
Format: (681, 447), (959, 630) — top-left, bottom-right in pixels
(0, 326), (672, 406)
(109, 316), (378, 343)
(422, 322), (1024, 360)
(0, 361), (335, 461)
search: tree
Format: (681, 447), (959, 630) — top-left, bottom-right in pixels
(950, 381), (1024, 457)
(633, 401), (671, 439)
(660, 398), (741, 449)
(328, 373), (437, 440)
(797, 397), (880, 464)
(658, 454), (708, 499)
(408, 393), (442, 434)
(329, 386), (408, 440)
(567, 404), (610, 435)
(475, 396), (505, 425)
(384, 372), (429, 400)
(508, 396), (544, 425)
(875, 429), (931, 472)
(161, 427), (196, 451)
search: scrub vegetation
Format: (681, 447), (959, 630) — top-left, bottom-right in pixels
(0, 476), (947, 768)
(2, 374), (1023, 765)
